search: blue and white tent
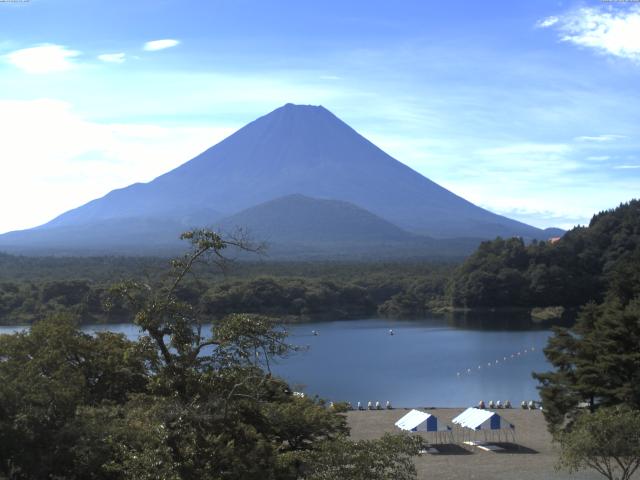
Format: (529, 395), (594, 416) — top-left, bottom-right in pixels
(452, 408), (516, 444)
(395, 409), (450, 432)
(395, 409), (453, 444)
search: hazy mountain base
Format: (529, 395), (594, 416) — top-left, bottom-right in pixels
(0, 195), (484, 258)
(0, 225), (482, 262)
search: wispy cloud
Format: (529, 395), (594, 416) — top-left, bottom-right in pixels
(574, 134), (626, 142)
(479, 203), (587, 230)
(98, 52), (126, 63)
(536, 16), (559, 28)
(143, 39), (180, 51)
(538, 6), (640, 62)
(5, 44), (80, 74)
(614, 164), (640, 169)
(478, 143), (571, 156)
(587, 155), (610, 161)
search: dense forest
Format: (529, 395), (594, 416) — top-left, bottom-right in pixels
(449, 200), (640, 310)
(530, 202), (640, 480)
(0, 256), (453, 325)
(0, 200), (638, 326)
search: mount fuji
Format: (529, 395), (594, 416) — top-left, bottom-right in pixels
(0, 103), (558, 257)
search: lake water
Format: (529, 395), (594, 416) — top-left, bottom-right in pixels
(0, 316), (553, 408)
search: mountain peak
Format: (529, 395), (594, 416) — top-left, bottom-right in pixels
(0, 103), (552, 254)
(267, 103), (334, 122)
(281, 102), (325, 110)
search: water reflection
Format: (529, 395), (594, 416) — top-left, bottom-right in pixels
(446, 310), (534, 331)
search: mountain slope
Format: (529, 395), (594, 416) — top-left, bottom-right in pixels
(214, 195), (481, 259)
(0, 195), (481, 258)
(0, 217), (190, 255)
(0, 103), (556, 255)
(216, 194), (415, 244)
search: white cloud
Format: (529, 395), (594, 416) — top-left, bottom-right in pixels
(613, 164), (640, 169)
(98, 52), (126, 63)
(574, 134), (626, 142)
(479, 203), (587, 229)
(539, 6), (640, 61)
(143, 39), (180, 51)
(472, 143), (582, 184)
(478, 143), (571, 156)
(0, 99), (235, 233)
(5, 44), (80, 74)
(537, 16), (559, 28)
(441, 180), (594, 229)
(587, 155), (610, 161)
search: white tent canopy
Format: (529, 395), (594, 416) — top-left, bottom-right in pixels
(452, 407), (514, 431)
(395, 409), (451, 432)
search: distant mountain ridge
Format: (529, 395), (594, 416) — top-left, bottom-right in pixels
(216, 194), (414, 244)
(0, 103), (561, 257)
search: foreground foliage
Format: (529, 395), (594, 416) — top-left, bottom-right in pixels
(298, 433), (422, 480)
(0, 230), (419, 479)
(529, 202), (640, 480)
(557, 407), (640, 480)
(534, 298), (640, 433)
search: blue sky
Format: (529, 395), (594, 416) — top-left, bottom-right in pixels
(0, 0), (638, 233)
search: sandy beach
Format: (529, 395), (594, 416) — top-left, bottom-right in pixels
(346, 408), (609, 480)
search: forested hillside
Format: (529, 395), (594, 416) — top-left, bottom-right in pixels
(0, 258), (453, 325)
(1, 200), (637, 325)
(449, 200), (640, 309)
(532, 201), (640, 439)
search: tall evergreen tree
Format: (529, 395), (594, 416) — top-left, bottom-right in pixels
(534, 298), (640, 433)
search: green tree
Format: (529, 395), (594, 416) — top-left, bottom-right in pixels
(534, 298), (640, 433)
(106, 229), (357, 479)
(263, 396), (349, 451)
(0, 313), (152, 478)
(297, 433), (421, 480)
(557, 407), (640, 480)
(449, 200), (640, 310)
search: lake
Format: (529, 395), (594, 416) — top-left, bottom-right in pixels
(0, 316), (553, 408)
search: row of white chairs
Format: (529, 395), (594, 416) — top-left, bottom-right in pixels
(478, 400), (512, 409)
(348, 400), (392, 410)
